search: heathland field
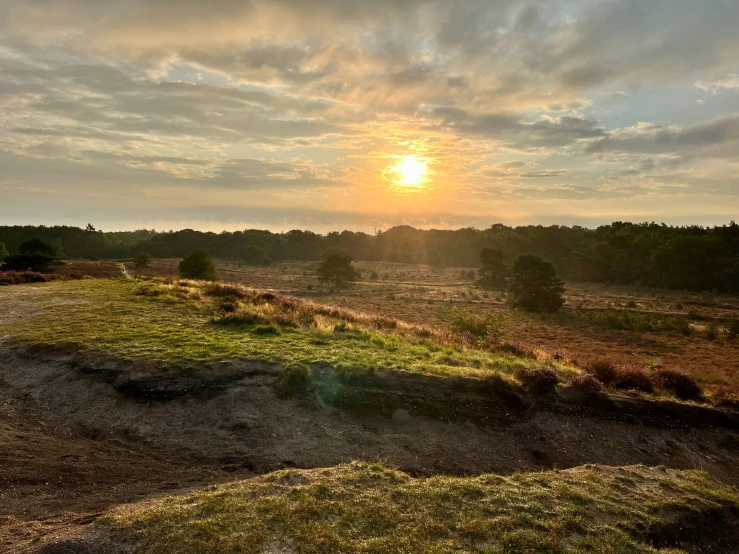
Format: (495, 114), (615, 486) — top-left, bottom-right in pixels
(2, 261), (739, 552)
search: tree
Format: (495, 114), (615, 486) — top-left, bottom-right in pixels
(316, 249), (358, 288)
(134, 252), (153, 269)
(478, 248), (509, 289)
(2, 238), (60, 273)
(179, 249), (217, 281)
(243, 245), (272, 266)
(0, 242), (8, 263)
(507, 255), (565, 312)
(85, 223), (96, 232)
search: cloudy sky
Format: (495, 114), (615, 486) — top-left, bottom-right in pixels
(1, 0), (738, 232)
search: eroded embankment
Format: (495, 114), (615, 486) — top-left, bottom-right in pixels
(3, 342), (739, 480)
(3, 341), (739, 552)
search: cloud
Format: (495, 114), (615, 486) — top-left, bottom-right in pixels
(1, 0), (738, 229)
(695, 75), (739, 95)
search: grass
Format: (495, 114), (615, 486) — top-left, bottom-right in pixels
(0, 278), (575, 382)
(103, 461), (739, 554)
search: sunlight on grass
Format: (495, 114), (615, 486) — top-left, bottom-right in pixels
(0, 279), (578, 381)
(104, 461), (738, 554)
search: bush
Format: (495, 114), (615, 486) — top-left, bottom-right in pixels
(611, 366), (654, 394)
(179, 249), (217, 281)
(490, 342), (535, 358)
(652, 369), (702, 401)
(274, 363), (312, 398)
(584, 359), (617, 385)
(569, 374), (604, 395)
(369, 270), (379, 280)
(515, 367), (559, 393)
(450, 309), (502, 341)
(2, 238), (60, 273)
(0, 271), (69, 286)
(507, 255), (565, 313)
(0, 242), (8, 263)
(134, 252), (153, 268)
(316, 249), (358, 289)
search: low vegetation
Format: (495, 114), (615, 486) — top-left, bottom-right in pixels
(103, 461), (739, 554)
(0, 270), (78, 286)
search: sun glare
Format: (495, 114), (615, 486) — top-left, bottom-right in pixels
(394, 156), (428, 186)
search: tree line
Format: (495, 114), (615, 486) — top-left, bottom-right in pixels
(2, 221), (739, 292)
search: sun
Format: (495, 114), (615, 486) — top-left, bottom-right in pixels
(394, 156), (428, 186)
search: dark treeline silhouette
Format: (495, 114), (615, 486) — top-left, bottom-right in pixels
(2, 221), (739, 292)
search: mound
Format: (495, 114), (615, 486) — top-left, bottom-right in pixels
(41, 462), (739, 554)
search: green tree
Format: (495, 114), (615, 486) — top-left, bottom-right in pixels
(507, 255), (565, 312)
(134, 252), (153, 269)
(0, 242), (8, 264)
(478, 248), (509, 289)
(243, 245), (272, 266)
(179, 249), (217, 281)
(2, 238), (60, 273)
(316, 249), (358, 289)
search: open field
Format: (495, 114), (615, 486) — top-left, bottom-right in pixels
(84, 258), (739, 397)
(2, 269), (739, 552)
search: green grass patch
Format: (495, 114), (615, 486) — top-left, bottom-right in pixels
(104, 461), (738, 554)
(0, 279), (575, 381)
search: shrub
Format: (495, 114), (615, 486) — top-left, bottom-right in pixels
(507, 255), (565, 313)
(569, 374), (603, 395)
(134, 252), (153, 268)
(0, 242), (8, 263)
(490, 342), (534, 358)
(316, 249), (358, 289)
(369, 270), (379, 280)
(515, 367), (559, 393)
(0, 271), (70, 285)
(611, 366), (653, 394)
(584, 359), (617, 385)
(2, 238), (60, 273)
(205, 282), (248, 298)
(652, 369), (702, 401)
(450, 309), (502, 341)
(179, 249), (217, 281)
(274, 363), (312, 398)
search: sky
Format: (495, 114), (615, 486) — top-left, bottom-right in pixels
(1, 0), (738, 232)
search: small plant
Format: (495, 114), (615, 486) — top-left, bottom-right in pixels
(706, 322), (718, 340)
(626, 300), (637, 309)
(611, 366), (654, 394)
(369, 270), (379, 280)
(515, 367), (559, 393)
(674, 303), (683, 310)
(450, 309), (502, 342)
(307, 284), (313, 290)
(274, 363), (312, 398)
(584, 359), (617, 385)
(569, 374), (603, 395)
(652, 369), (702, 401)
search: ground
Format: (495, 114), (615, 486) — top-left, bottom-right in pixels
(2, 264), (739, 553)
(68, 258), (739, 393)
